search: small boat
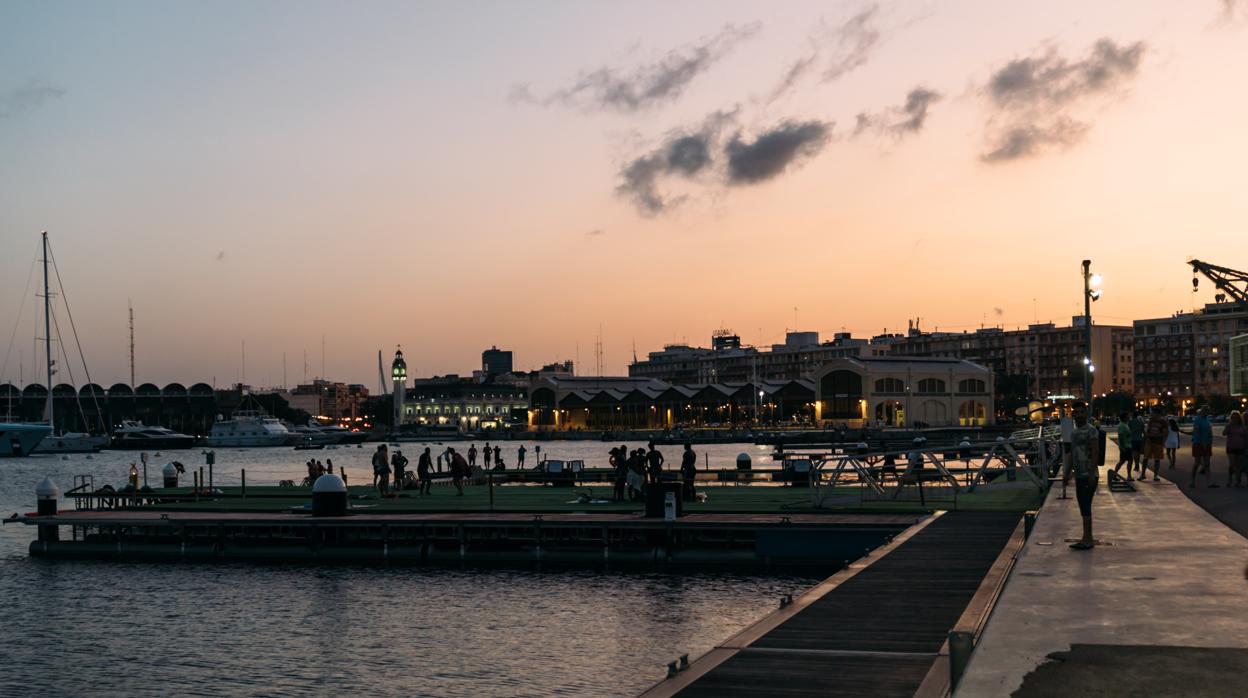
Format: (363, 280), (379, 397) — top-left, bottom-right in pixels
(293, 438), (325, 451)
(0, 422), (52, 457)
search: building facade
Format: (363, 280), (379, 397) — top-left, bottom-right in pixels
(813, 356), (995, 428)
(400, 376), (527, 431)
(482, 346), (513, 376)
(1133, 302), (1248, 400)
(629, 331), (876, 384)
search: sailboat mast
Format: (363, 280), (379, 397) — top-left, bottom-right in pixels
(42, 231), (53, 431)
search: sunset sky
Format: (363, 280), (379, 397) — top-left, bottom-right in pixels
(2, 0), (1247, 388)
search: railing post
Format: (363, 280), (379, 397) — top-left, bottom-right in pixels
(949, 629), (974, 690)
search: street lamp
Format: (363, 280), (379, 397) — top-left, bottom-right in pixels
(1081, 260), (1101, 404)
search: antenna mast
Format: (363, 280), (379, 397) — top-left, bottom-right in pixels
(42, 232), (54, 430)
(128, 300), (135, 386)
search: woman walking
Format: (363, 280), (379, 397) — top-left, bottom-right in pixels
(1165, 417), (1180, 471)
(1224, 411), (1247, 487)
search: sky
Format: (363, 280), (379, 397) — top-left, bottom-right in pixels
(2, 0), (1247, 388)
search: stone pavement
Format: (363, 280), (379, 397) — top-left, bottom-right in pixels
(956, 440), (1248, 697)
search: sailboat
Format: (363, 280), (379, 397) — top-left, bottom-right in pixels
(27, 232), (109, 454)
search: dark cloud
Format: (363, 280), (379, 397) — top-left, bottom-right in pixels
(615, 110), (738, 215)
(516, 23), (761, 112)
(0, 80), (65, 119)
(854, 86), (942, 136)
(981, 38), (1144, 162)
(216, 251), (225, 261)
(993, 307), (1004, 317)
(585, 229), (607, 237)
(767, 5), (881, 102)
(725, 120), (831, 185)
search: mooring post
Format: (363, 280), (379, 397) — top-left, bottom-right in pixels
(36, 477), (60, 543)
(488, 472), (494, 511)
(948, 630), (974, 689)
(209, 462), (214, 491)
(241, 468), (247, 499)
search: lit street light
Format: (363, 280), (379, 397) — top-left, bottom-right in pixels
(1081, 260), (1102, 405)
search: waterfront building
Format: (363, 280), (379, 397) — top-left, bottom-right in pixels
(284, 379), (369, 421)
(1133, 302), (1248, 401)
(1230, 334), (1248, 396)
(400, 375), (527, 431)
(481, 346), (513, 376)
(813, 356), (995, 427)
(888, 318), (1133, 401)
(629, 330), (877, 385)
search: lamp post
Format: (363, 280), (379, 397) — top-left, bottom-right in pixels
(1081, 260), (1102, 406)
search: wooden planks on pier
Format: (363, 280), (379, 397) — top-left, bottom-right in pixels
(643, 510), (1023, 698)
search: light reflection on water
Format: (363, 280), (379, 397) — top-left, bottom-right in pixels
(1, 444), (822, 697)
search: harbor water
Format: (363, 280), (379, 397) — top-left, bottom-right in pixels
(0, 442), (820, 697)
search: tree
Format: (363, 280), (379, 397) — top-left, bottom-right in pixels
(1092, 391), (1135, 418)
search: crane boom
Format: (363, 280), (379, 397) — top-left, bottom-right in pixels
(1189, 259), (1248, 308)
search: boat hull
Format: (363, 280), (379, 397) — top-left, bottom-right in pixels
(33, 433), (109, 454)
(110, 436), (197, 450)
(0, 424), (52, 457)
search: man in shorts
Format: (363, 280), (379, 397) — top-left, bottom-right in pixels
(1190, 408), (1215, 488)
(1142, 407), (1168, 482)
(1113, 413), (1134, 480)
(1128, 411), (1146, 477)
(1064, 403), (1100, 550)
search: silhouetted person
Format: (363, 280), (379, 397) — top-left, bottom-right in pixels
(646, 444), (664, 483)
(372, 444), (390, 496)
(391, 450), (409, 492)
(518, 445), (527, 469)
(493, 445), (501, 468)
(450, 447), (468, 496)
(483, 442), (492, 468)
(1064, 404), (1099, 550)
(610, 446), (627, 502)
(417, 447), (433, 495)
(680, 443), (697, 501)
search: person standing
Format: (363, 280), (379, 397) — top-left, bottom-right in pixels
(417, 447), (433, 495)
(325, 458), (334, 475)
(1128, 411), (1146, 477)
(646, 444), (665, 484)
(391, 450), (408, 492)
(1113, 413), (1134, 480)
(1065, 403), (1099, 550)
(609, 446), (626, 502)
(449, 447), (468, 496)
(440, 446), (453, 474)
(468, 444), (477, 468)
(517, 445), (527, 469)
(680, 443), (697, 501)
(493, 445), (502, 469)
(1164, 417), (1180, 471)
(1222, 411), (1246, 488)
(627, 449), (646, 501)
(483, 442), (492, 469)
(1190, 408), (1215, 488)
(1142, 407), (1168, 482)
(372, 444), (390, 496)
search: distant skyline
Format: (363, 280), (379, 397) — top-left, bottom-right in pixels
(2, 1), (1247, 387)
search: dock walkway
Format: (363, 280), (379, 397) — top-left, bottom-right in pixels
(957, 448), (1248, 696)
(641, 510), (1023, 697)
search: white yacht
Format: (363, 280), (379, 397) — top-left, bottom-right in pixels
(209, 410), (292, 447)
(111, 420), (196, 450)
(33, 431), (109, 454)
(1, 422), (52, 457)
(288, 421), (342, 446)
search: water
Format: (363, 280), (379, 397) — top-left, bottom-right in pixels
(0, 442), (820, 697)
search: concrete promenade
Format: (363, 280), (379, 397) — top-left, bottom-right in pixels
(957, 442), (1248, 696)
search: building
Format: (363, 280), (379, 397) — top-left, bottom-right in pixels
(629, 330), (877, 384)
(285, 379), (369, 421)
(1134, 302), (1248, 401)
(400, 375), (527, 431)
(889, 318), (1133, 401)
(813, 356), (995, 427)
(392, 347), (407, 428)
(482, 346), (513, 376)
(1230, 334), (1248, 396)
(527, 375), (818, 430)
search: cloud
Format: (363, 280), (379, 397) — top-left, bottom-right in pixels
(585, 228), (607, 237)
(516, 23), (761, 112)
(993, 307), (1004, 316)
(615, 110), (738, 215)
(216, 251), (225, 261)
(0, 80), (66, 119)
(980, 38), (1145, 162)
(822, 5), (881, 83)
(725, 120), (832, 185)
(854, 86), (942, 137)
(767, 5), (881, 102)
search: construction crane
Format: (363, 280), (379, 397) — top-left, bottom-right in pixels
(1189, 259), (1248, 308)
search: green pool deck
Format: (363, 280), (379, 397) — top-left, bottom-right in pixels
(956, 442), (1248, 697)
(111, 482), (1043, 516)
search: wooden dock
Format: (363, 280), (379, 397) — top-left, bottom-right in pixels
(639, 510), (1026, 697)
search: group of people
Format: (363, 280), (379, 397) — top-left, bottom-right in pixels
(369, 445), (434, 496)
(1112, 406), (1248, 488)
(607, 443), (698, 502)
(302, 458), (334, 486)
(466, 442), (531, 471)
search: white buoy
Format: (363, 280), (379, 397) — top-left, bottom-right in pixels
(312, 474), (348, 516)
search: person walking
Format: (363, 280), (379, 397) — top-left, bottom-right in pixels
(1128, 411), (1146, 477)
(517, 445), (527, 469)
(372, 444), (391, 496)
(1190, 408), (1216, 488)
(417, 447), (433, 495)
(1222, 411), (1247, 488)
(1164, 417), (1180, 471)
(449, 447), (468, 496)
(680, 443), (698, 501)
(483, 442), (492, 469)
(391, 450), (409, 492)
(1142, 407), (1167, 482)
(1113, 413), (1134, 480)
(468, 444), (477, 468)
(1064, 403), (1099, 550)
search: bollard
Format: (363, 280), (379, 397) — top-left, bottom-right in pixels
(664, 492), (676, 522)
(312, 474), (348, 516)
(948, 630), (974, 689)
(209, 462), (214, 491)
(162, 462), (179, 488)
(736, 453), (752, 471)
(241, 469), (246, 499)
(36, 478), (60, 543)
